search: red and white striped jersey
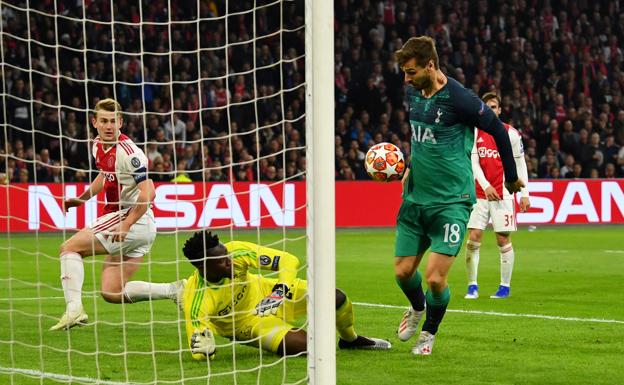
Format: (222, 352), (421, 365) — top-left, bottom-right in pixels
(93, 133), (149, 215)
(472, 123), (525, 200)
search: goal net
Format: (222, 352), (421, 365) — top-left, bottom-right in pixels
(0, 0), (335, 383)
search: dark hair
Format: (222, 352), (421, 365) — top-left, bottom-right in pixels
(182, 230), (220, 262)
(394, 36), (439, 69)
(482, 91), (501, 106)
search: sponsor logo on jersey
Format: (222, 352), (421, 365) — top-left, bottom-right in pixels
(131, 157), (141, 168)
(259, 255), (271, 265)
(103, 172), (116, 182)
(478, 146), (500, 159)
(477, 137), (485, 143)
(217, 285), (247, 316)
(411, 122), (437, 144)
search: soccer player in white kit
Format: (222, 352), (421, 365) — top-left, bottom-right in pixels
(50, 98), (183, 331)
(464, 92), (531, 299)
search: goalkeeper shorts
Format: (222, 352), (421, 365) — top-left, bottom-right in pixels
(235, 278), (307, 353)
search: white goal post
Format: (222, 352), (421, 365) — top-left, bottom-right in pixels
(305, 0), (336, 383)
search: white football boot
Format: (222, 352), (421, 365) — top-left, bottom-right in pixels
(411, 331), (435, 355)
(50, 306), (88, 331)
(397, 306), (426, 341)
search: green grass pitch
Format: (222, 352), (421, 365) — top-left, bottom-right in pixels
(1, 226), (623, 384)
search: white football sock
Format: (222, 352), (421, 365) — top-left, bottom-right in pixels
(123, 281), (176, 303)
(465, 240), (480, 286)
(60, 252), (84, 314)
(499, 243), (514, 287)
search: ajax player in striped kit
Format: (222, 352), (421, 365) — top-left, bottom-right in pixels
(51, 99), (183, 331)
(464, 92), (531, 299)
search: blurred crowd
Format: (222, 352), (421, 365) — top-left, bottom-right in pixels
(334, 0), (624, 180)
(1, 0), (306, 183)
(1, 0), (624, 184)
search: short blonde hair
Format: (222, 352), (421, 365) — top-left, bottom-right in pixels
(94, 98), (123, 118)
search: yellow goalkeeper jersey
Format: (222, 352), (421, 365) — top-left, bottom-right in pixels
(182, 241), (301, 351)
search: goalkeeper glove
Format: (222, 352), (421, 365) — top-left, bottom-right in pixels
(191, 328), (216, 359)
(254, 283), (292, 317)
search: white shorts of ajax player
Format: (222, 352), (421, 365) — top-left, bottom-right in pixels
(468, 198), (517, 233)
(89, 208), (156, 258)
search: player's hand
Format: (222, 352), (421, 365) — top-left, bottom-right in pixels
(504, 179), (525, 194)
(63, 198), (83, 213)
(109, 222), (130, 243)
(484, 186), (501, 201)
(519, 197), (531, 212)
(255, 283), (292, 317)
(191, 328), (216, 358)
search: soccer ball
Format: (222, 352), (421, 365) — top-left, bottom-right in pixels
(364, 142), (406, 182)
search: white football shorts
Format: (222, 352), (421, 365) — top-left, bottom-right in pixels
(90, 208), (156, 258)
(467, 198), (517, 233)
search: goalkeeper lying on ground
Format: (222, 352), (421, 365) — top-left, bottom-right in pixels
(179, 230), (391, 360)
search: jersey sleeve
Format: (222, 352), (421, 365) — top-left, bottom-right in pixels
(120, 141), (149, 184)
(508, 129), (529, 197)
(230, 241), (300, 287)
(509, 128), (524, 158)
(450, 82), (518, 182)
(471, 134), (490, 190)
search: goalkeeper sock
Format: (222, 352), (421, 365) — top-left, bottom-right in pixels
(422, 286), (450, 335)
(60, 252), (84, 314)
(465, 240), (481, 285)
(499, 243), (514, 286)
(335, 297), (357, 342)
(123, 281), (176, 303)
(396, 270), (425, 311)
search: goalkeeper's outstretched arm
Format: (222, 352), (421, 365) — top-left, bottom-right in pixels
(232, 243), (300, 317)
(231, 242), (300, 286)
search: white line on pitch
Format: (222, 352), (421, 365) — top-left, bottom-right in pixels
(0, 296), (95, 301)
(3, 297), (623, 325)
(0, 366), (129, 385)
(353, 301), (624, 325)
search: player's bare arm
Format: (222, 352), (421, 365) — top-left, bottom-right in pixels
(64, 172), (105, 213)
(110, 179), (155, 243)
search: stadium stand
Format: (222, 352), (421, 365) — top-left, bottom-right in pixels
(1, 0), (623, 183)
